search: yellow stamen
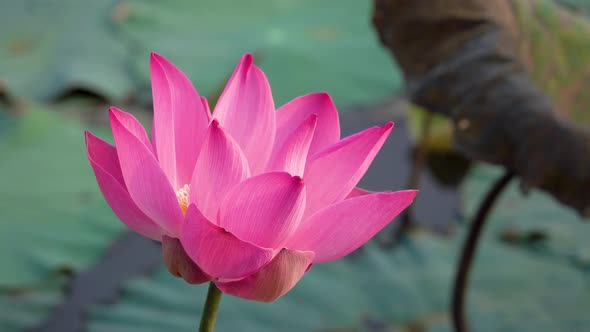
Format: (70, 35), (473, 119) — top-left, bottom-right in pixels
(176, 184), (190, 215)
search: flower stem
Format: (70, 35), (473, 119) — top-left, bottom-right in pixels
(451, 170), (515, 332)
(199, 282), (223, 332)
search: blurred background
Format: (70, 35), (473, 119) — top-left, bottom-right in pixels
(1, 0), (590, 331)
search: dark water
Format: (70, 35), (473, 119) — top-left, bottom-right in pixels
(33, 100), (463, 332)
(31, 233), (161, 332)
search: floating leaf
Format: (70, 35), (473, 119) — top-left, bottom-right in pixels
(0, 107), (124, 288)
(0, 0), (134, 101)
(118, 0), (402, 106)
(0, 278), (66, 332)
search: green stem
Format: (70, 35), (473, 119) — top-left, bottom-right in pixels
(199, 282), (223, 332)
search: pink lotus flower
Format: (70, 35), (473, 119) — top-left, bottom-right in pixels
(86, 53), (417, 302)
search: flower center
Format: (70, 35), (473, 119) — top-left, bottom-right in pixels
(176, 184), (190, 215)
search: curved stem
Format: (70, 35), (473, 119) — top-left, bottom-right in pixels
(451, 170), (515, 332)
(199, 282), (223, 332)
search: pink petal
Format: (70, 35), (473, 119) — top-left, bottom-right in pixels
(86, 132), (164, 241)
(162, 236), (210, 284)
(303, 123), (394, 218)
(216, 248), (314, 302)
(213, 54), (276, 174)
(150, 53), (210, 188)
(180, 205), (274, 279)
(85, 131), (124, 185)
(218, 172), (306, 248)
(346, 187), (373, 199)
(266, 114), (317, 177)
(276, 92), (340, 157)
(287, 190), (418, 263)
(109, 107), (153, 153)
(189, 120), (251, 221)
(200, 96), (212, 116)
(110, 108), (184, 236)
